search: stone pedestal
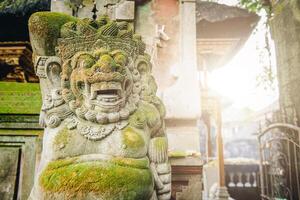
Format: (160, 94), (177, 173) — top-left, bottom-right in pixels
(202, 164), (231, 200)
(213, 187), (230, 200)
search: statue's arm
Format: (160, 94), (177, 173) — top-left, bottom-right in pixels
(148, 119), (171, 200)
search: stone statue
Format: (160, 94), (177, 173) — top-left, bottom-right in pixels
(28, 12), (171, 200)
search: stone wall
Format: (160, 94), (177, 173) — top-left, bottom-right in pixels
(270, 1), (300, 121)
(0, 82), (42, 199)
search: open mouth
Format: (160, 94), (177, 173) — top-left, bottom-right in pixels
(96, 89), (121, 102)
(90, 82), (124, 108)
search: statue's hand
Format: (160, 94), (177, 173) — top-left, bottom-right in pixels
(150, 162), (171, 200)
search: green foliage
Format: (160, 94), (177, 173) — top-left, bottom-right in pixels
(0, 82), (41, 114)
(39, 158), (153, 199)
(238, 0), (276, 91)
(239, 0), (271, 13)
(0, 129), (42, 136)
(0, 0), (49, 16)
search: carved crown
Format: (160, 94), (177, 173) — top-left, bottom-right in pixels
(56, 16), (146, 61)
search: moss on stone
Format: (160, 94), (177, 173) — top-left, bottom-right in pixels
(128, 108), (147, 129)
(29, 12), (77, 55)
(111, 157), (149, 169)
(98, 21), (119, 36)
(53, 128), (71, 149)
(98, 54), (118, 72)
(168, 150), (187, 158)
(122, 126), (145, 149)
(39, 159), (153, 199)
(153, 137), (167, 150)
(141, 103), (161, 128)
(45, 157), (77, 170)
(130, 102), (160, 130)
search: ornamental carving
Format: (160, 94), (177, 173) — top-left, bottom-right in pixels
(28, 12), (170, 200)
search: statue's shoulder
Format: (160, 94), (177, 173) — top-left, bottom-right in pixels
(127, 101), (162, 131)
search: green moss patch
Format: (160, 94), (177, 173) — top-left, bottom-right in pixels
(111, 157), (149, 169)
(0, 82), (41, 114)
(168, 150), (187, 158)
(53, 128), (71, 149)
(128, 109), (146, 129)
(129, 102), (160, 129)
(40, 159), (153, 200)
(29, 12), (77, 55)
(122, 126), (145, 149)
(153, 137), (167, 150)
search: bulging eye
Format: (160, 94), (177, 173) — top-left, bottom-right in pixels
(114, 54), (128, 66)
(77, 81), (85, 91)
(96, 67), (101, 72)
(78, 55), (95, 69)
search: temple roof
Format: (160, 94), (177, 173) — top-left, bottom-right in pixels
(196, 1), (256, 23)
(196, 1), (259, 70)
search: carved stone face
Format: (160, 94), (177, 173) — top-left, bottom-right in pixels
(70, 49), (132, 113)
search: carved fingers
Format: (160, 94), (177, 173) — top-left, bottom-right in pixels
(150, 162), (171, 200)
(150, 163), (164, 190)
(155, 163), (172, 200)
(157, 192), (171, 200)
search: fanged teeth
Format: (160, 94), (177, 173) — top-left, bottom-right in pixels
(96, 96), (119, 102)
(90, 91), (97, 100)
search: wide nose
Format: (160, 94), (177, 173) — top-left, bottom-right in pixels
(95, 54), (117, 73)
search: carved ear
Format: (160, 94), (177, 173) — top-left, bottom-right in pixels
(135, 55), (152, 76)
(45, 57), (62, 89)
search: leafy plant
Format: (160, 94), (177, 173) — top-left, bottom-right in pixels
(239, 0), (271, 13)
(239, 0), (276, 91)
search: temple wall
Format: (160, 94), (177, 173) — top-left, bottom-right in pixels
(135, 0), (201, 153)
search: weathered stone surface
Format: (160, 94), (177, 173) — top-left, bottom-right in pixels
(163, 0), (201, 119)
(176, 175), (202, 200)
(270, 1), (300, 121)
(115, 0), (135, 20)
(0, 147), (20, 200)
(28, 12), (170, 200)
(0, 133), (42, 200)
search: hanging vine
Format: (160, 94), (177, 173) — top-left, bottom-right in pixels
(239, 0), (277, 91)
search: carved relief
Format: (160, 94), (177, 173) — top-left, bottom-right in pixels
(29, 13), (170, 200)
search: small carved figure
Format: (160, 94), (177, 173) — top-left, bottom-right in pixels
(28, 12), (171, 200)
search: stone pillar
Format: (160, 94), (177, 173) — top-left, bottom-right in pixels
(163, 0), (201, 119)
(214, 100), (230, 200)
